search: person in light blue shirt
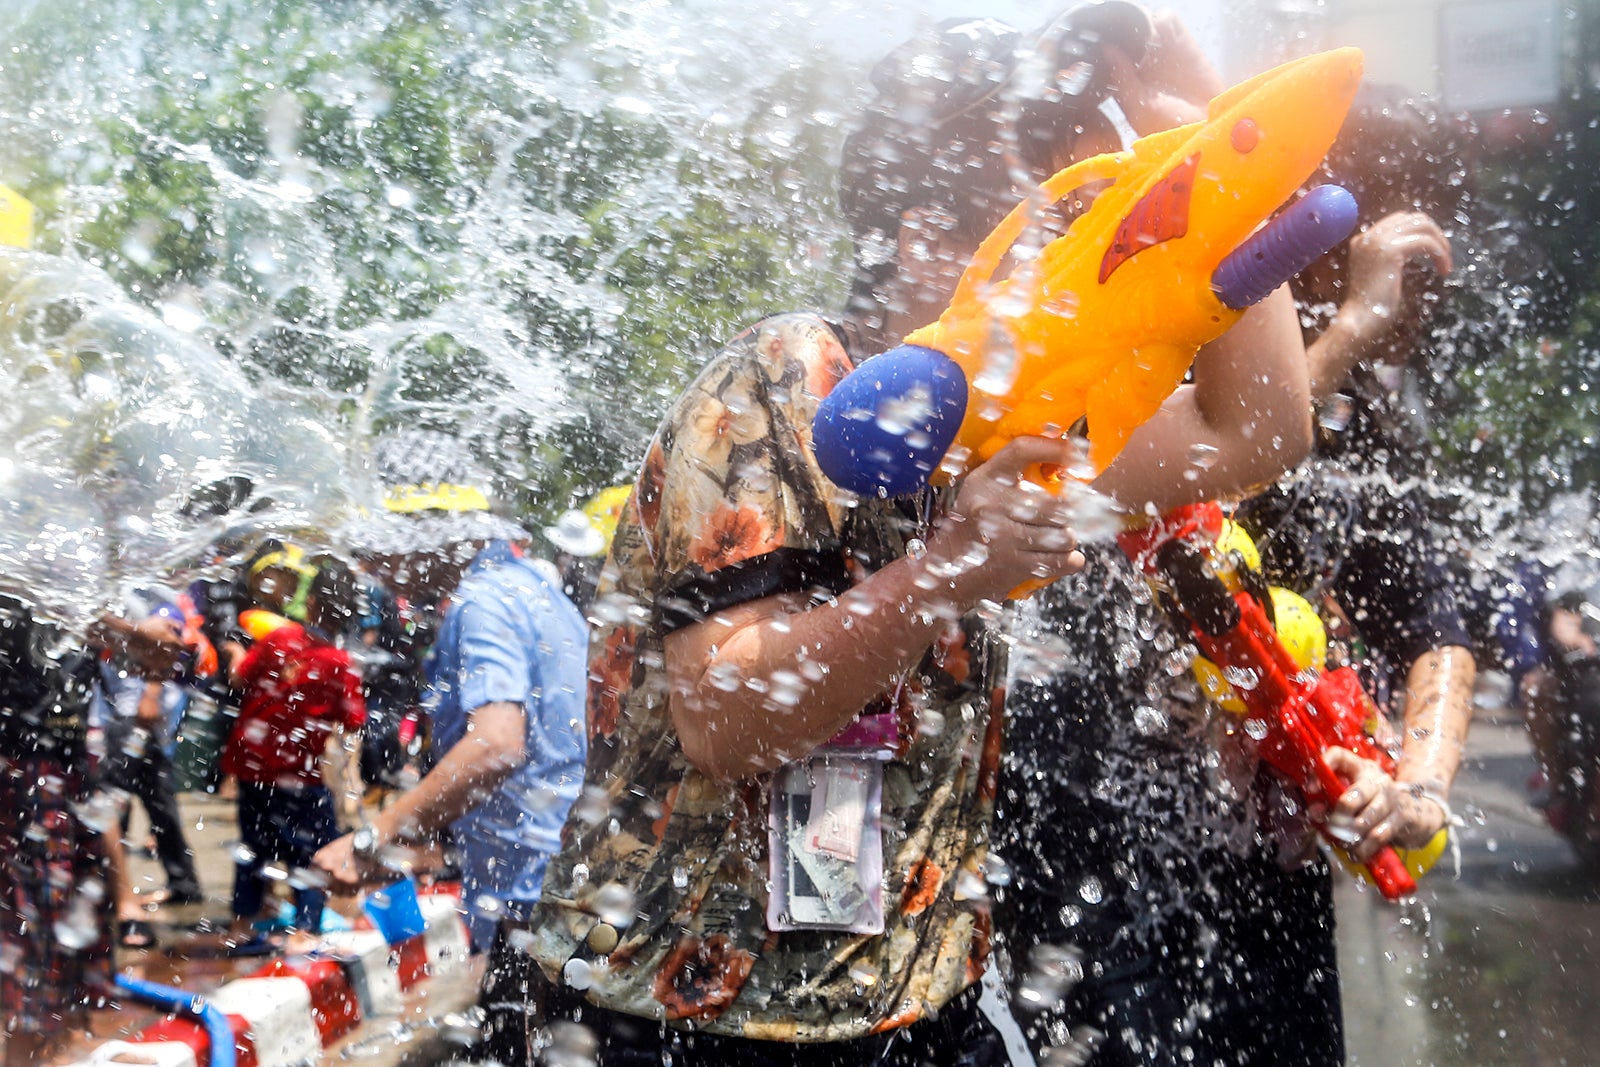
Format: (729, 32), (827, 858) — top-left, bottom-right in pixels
(423, 541), (587, 946)
(315, 527), (588, 949)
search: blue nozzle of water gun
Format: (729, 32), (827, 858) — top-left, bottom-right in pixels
(811, 344), (968, 497)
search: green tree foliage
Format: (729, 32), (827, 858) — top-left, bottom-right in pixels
(1431, 0), (1600, 504)
(0, 0), (854, 533)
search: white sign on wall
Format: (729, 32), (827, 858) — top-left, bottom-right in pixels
(1438, 0), (1562, 112)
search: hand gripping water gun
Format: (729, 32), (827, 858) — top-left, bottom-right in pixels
(1118, 503), (1447, 900)
(812, 47), (1364, 497)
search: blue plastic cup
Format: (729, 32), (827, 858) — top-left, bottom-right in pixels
(363, 877), (427, 944)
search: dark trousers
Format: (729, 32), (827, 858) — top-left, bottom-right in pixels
(476, 924), (1011, 1067)
(232, 781), (339, 931)
(1009, 855), (1344, 1067)
(100, 726), (201, 898)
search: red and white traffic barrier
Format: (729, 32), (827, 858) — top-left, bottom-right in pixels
(68, 886), (471, 1067)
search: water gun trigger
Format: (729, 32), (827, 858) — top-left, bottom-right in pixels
(1017, 414), (1088, 492)
(1023, 462), (1068, 492)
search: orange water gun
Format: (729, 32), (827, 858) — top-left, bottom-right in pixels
(813, 47), (1364, 495)
(1118, 503), (1444, 901)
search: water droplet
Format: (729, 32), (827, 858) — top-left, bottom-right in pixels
(767, 670), (803, 708)
(953, 867), (988, 901)
(1077, 876), (1103, 904)
(546, 1020), (599, 1067)
(848, 960), (881, 987)
(875, 382), (935, 438)
(592, 882), (636, 927)
(562, 957), (594, 990)
(1016, 943), (1084, 1012)
(1132, 705), (1167, 735)
(1222, 665), (1261, 692)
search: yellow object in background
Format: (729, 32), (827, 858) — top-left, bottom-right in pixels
(383, 482), (492, 514)
(1193, 586), (1327, 714)
(0, 183), (33, 249)
(238, 608), (293, 641)
(582, 484), (632, 551)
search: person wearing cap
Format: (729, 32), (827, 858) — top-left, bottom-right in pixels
(507, 8), (1311, 1065)
(546, 486), (630, 611)
(222, 555), (367, 955)
(312, 462), (587, 1016)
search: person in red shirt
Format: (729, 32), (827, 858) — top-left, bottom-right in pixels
(223, 556), (365, 954)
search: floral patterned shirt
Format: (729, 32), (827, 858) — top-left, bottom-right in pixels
(526, 312), (1008, 1042)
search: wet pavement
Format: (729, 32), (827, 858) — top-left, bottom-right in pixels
(49, 791), (481, 1066)
(1338, 689), (1600, 1067)
(44, 683), (1600, 1065)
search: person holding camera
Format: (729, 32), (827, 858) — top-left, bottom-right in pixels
(505, 7), (1310, 1066)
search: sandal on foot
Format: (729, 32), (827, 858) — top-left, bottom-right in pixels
(118, 918), (158, 950)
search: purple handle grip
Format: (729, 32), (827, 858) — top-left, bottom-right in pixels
(1211, 185), (1359, 310)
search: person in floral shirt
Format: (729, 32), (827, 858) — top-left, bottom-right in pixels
(515, 12), (1313, 1067)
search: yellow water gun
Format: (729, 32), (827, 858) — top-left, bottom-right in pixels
(813, 47), (1364, 495)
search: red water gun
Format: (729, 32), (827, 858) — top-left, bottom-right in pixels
(1118, 502), (1416, 900)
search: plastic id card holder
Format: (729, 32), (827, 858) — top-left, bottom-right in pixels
(767, 755), (885, 934)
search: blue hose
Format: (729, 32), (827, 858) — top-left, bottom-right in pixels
(114, 974), (237, 1067)
(1211, 185), (1360, 310)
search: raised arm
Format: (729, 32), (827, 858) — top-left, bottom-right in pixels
(1094, 286), (1312, 513)
(1306, 211), (1453, 397)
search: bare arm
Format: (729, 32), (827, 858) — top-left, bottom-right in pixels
(1094, 286), (1313, 512)
(666, 437), (1089, 781)
(1094, 20), (1312, 512)
(1306, 212), (1453, 397)
(314, 701), (527, 890)
(89, 614), (183, 680)
(1329, 644), (1476, 859)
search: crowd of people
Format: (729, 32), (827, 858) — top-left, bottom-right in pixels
(0, 3), (1596, 1067)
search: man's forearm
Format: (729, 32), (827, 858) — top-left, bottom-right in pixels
(370, 701), (526, 845)
(1396, 644), (1476, 796)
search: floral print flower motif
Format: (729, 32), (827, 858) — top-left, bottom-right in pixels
(637, 440), (667, 551)
(688, 378), (766, 471)
(649, 781), (680, 845)
(588, 625), (638, 741)
(804, 330), (855, 401)
(964, 906), (993, 986)
(688, 502), (783, 573)
(900, 856), (943, 916)
(651, 934), (756, 1022)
